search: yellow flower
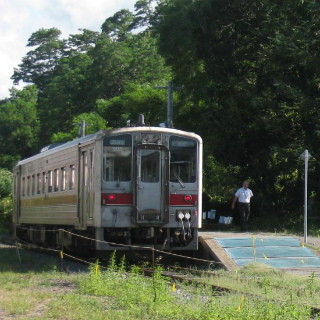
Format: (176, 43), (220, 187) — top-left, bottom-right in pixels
(237, 295), (245, 311)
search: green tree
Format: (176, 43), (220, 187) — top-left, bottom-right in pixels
(0, 168), (13, 233)
(0, 86), (39, 168)
(51, 112), (109, 143)
(66, 29), (100, 53)
(11, 28), (65, 90)
(153, 0), (320, 221)
(38, 52), (94, 139)
(102, 9), (136, 41)
(97, 83), (167, 128)
(0, 168), (13, 198)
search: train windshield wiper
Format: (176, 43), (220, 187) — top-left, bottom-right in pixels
(173, 170), (185, 189)
(116, 173), (121, 187)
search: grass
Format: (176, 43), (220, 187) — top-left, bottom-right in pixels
(0, 247), (319, 319)
(204, 263), (320, 307)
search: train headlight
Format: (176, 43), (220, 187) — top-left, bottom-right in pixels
(176, 210), (184, 221)
(177, 211), (184, 221)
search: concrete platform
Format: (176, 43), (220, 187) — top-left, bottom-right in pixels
(199, 232), (320, 273)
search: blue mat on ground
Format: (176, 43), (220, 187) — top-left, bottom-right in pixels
(214, 237), (320, 269)
(215, 237), (300, 248)
(224, 246), (315, 259)
(234, 257), (320, 268)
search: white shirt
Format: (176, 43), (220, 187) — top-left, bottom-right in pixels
(235, 187), (253, 203)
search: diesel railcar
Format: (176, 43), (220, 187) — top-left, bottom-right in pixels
(12, 124), (202, 251)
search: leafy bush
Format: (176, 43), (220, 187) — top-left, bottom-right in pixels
(0, 168), (13, 233)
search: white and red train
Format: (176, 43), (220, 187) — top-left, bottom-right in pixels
(12, 122), (202, 251)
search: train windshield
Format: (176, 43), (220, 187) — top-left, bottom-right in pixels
(103, 134), (132, 182)
(170, 136), (197, 183)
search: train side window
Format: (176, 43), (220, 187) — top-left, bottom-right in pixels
(36, 173), (41, 194)
(42, 172), (46, 193)
(22, 177), (25, 197)
(69, 165), (75, 190)
(54, 169), (59, 192)
(32, 175), (35, 195)
(61, 167), (66, 191)
(48, 170), (53, 193)
(27, 176), (31, 196)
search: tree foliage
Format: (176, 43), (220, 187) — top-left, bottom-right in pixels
(2, 0), (320, 227)
(51, 112), (109, 143)
(0, 168), (13, 231)
(153, 0), (320, 218)
(97, 83), (167, 128)
(0, 85), (39, 168)
(0, 168), (13, 199)
(11, 28), (65, 90)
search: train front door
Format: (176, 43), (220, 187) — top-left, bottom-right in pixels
(136, 147), (168, 223)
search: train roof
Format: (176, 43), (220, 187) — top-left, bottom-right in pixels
(15, 126), (202, 167)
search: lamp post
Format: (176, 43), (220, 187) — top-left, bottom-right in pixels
(299, 150), (312, 243)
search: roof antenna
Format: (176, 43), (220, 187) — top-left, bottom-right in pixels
(137, 114), (145, 126)
(74, 120), (92, 137)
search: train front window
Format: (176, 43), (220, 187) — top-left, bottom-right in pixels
(103, 134), (132, 182)
(170, 136), (197, 183)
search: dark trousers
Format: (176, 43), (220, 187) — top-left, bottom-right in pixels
(239, 203), (250, 231)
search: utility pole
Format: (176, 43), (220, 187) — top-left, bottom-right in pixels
(74, 120), (92, 138)
(155, 81), (183, 128)
(80, 120), (86, 137)
(300, 149), (312, 243)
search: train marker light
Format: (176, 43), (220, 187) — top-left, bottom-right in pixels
(184, 195), (192, 202)
(108, 194), (116, 201)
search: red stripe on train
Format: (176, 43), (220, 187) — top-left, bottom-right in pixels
(101, 193), (133, 205)
(170, 194), (198, 206)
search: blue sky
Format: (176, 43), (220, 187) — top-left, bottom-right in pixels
(0, 0), (137, 99)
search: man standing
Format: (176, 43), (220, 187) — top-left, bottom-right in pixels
(231, 180), (253, 231)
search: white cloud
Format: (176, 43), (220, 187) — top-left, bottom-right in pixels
(0, 0), (137, 99)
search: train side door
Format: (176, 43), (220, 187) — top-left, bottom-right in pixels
(79, 145), (95, 228)
(136, 146), (168, 224)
